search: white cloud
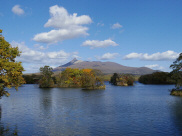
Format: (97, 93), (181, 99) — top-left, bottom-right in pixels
(11, 41), (79, 73)
(96, 53), (119, 60)
(145, 64), (164, 70)
(12, 5), (24, 15)
(34, 44), (48, 50)
(97, 22), (104, 27)
(33, 5), (92, 44)
(44, 5), (92, 28)
(124, 53), (142, 59)
(82, 39), (118, 49)
(111, 23), (123, 29)
(33, 28), (89, 44)
(124, 50), (179, 61)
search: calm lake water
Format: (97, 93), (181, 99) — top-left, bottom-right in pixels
(0, 82), (182, 136)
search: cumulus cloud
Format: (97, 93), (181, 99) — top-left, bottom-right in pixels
(33, 28), (89, 44)
(111, 23), (123, 29)
(123, 50), (179, 61)
(82, 39), (118, 49)
(12, 5), (24, 15)
(96, 53), (119, 60)
(145, 64), (164, 70)
(33, 5), (92, 44)
(11, 41), (79, 72)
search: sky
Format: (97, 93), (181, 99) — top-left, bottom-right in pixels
(0, 0), (182, 73)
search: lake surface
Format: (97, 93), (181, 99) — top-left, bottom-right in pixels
(0, 82), (182, 136)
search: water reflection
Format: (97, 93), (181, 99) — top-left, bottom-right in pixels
(39, 88), (53, 114)
(171, 97), (182, 135)
(0, 105), (18, 135)
(1, 84), (182, 135)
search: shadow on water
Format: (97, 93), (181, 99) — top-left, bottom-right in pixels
(171, 97), (182, 135)
(0, 105), (18, 135)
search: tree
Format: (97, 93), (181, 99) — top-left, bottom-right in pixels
(138, 72), (175, 84)
(56, 68), (82, 87)
(81, 69), (95, 89)
(110, 73), (119, 85)
(170, 53), (182, 90)
(0, 29), (25, 97)
(39, 66), (54, 88)
(110, 73), (134, 86)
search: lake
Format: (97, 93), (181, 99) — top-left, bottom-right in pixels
(0, 82), (182, 136)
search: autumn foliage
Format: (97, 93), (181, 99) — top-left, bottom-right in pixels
(0, 29), (25, 97)
(55, 68), (105, 89)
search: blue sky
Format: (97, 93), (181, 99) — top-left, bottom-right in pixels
(0, 0), (182, 73)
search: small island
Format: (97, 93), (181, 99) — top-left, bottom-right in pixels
(39, 66), (105, 90)
(110, 73), (135, 86)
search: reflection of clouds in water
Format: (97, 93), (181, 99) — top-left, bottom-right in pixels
(2, 84), (182, 135)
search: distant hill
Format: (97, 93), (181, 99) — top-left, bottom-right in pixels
(53, 58), (158, 75)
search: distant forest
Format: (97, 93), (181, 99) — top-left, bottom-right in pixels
(138, 72), (175, 84)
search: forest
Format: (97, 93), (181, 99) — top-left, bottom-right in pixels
(138, 72), (176, 85)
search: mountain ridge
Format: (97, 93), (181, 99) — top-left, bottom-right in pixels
(53, 58), (158, 75)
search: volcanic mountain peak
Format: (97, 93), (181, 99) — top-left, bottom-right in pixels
(54, 58), (158, 75)
(59, 58), (83, 67)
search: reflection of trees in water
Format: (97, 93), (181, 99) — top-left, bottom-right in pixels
(0, 105), (19, 135)
(39, 88), (53, 115)
(171, 98), (182, 135)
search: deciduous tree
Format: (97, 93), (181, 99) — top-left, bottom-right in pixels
(0, 29), (25, 97)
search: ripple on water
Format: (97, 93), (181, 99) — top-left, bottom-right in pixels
(0, 83), (181, 136)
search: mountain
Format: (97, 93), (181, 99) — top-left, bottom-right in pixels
(53, 58), (158, 75)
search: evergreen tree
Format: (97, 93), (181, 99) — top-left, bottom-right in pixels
(170, 53), (182, 89)
(39, 66), (54, 88)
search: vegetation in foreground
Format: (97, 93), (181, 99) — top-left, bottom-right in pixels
(170, 53), (182, 96)
(39, 66), (105, 90)
(0, 29), (25, 98)
(110, 73), (135, 86)
(138, 72), (175, 85)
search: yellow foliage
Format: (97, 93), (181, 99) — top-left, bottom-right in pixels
(0, 29), (25, 97)
(82, 69), (92, 73)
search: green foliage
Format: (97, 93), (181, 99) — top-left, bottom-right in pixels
(0, 29), (25, 97)
(170, 53), (182, 90)
(22, 74), (41, 84)
(110, 73), (135, 86)
(39, 66), (54, 88)
(139, 72), (175, 84)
